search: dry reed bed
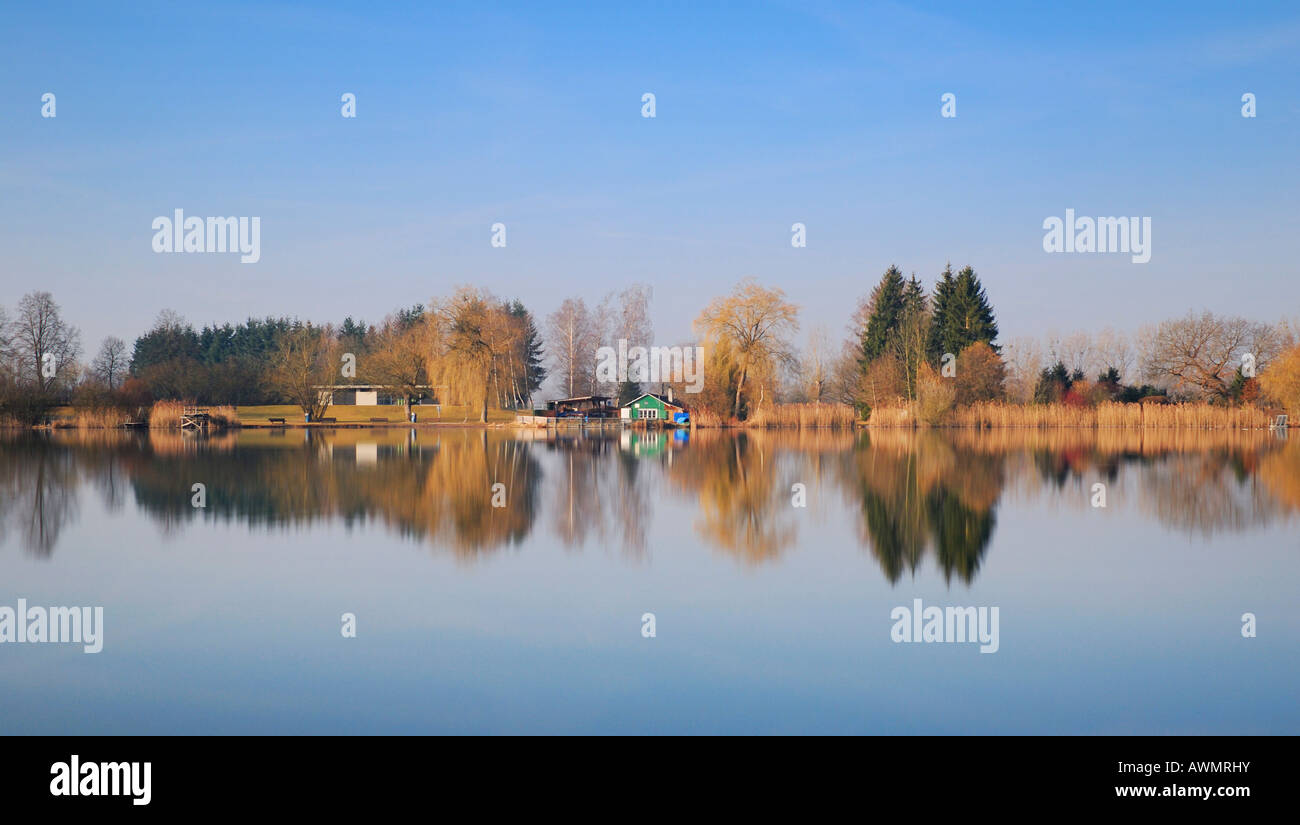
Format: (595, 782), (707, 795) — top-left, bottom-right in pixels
(871, 401), (1274, 430)
(70, 409), (135, 429)
(147, 401), (240, 429)
(743, 402), (857, 428)
(689, 403), (857, 429)
(866, 424), (1281, 457)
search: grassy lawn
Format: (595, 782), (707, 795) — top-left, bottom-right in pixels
(235, 404), (518, 424)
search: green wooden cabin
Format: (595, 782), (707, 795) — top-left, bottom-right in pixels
(621, 392), (688, 423)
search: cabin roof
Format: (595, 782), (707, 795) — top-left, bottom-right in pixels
(622, 392), (686, 410)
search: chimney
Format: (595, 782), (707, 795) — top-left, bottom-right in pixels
(667, 386), (673, 404)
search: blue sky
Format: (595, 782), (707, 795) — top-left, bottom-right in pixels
(2, 0), (1297, 353)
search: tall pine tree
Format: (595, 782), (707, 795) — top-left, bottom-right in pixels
(925, 263), (956, 365)
(509, 300), (547, 407)
(927, 264), (997, 365)
(859, 265), (906, 367)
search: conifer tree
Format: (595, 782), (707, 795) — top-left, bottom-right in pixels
(925, 263), (956, 365)
(859, 265), (906, 367)
(928, 264), (998, 365)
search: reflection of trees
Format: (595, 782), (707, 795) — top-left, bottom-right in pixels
(549, 435), (649, 557)
(667, 432), (796, 564)
(0, 435), (80, 557)
(127, 430), (542, 559)
(1259, 436), (1300, 514)
(1138, 448), (1280, 536)
(4, 426), (1299, 566)
(1009, 429), (1292, 537)
(837, 431), (1000, 584)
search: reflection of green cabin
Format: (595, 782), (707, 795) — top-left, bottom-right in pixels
(620, 430), (666, 457)
(620, 392), (687, 423)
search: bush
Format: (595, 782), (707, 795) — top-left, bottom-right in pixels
(916, 363), (955, 425)
(1259, 344), (1300, 415)
(953, 341), (1005, 404)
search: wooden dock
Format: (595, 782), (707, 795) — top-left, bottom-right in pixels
(515, 414), (623, 429)
(180, 406), (210, 430)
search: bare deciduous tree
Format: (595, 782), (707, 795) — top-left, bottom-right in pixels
(1094, 326), (1133, 382)
(90, 336), (128, 389)
(546, 297), (599, 398)
(368, 313), (436, 415)
(801, 325), (833, 403)
(1140, 311), (1281, 400)
(1055, 330), (1095, 379)
(1002, 337), (1043, 404)
(596, 284), (654, 396)
(267, 325), (338, 420)
(10, 291), (81, 393)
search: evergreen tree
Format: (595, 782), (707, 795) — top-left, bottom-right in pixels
(928, 264), (998, 364)
(616, 380), (641, 406)
(900, 274), (926, 317)
(859, 265), (906, 367)
(926, 263), (957, 365)
(509, 300), (547, 403)
(951, 266), (998, 350)
(130, 316), (201, 374)
(1033, 361), (1070, 403)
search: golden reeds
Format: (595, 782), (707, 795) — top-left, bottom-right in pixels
(870, 400), (1274, 429)
(70, 408), (133, 429)
(148, 400), (241, 429)
(743, 402), (857, 428)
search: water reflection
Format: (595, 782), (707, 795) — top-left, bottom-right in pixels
(1, 427), (1296, 581)
(836, 431), (1001, 584)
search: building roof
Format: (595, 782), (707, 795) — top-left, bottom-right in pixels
(547, 395), (613, 404)
(623, 392), (686, 410)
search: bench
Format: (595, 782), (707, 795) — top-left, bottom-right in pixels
(268, 418), (286, 425)
(369, 417), (391, 423)
(317, 417), (337, 424)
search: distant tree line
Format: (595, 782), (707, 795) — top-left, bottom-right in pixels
(4, 277), (1299, 427)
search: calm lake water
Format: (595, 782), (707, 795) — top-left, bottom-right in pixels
(1, 426), (1297, 734)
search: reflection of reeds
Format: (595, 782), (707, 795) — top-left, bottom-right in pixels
(1258, 437), (1300, 511)
(875, 424), (1282, 457)
(146, 430), (241, 455)
(871, 401), (1273, 429)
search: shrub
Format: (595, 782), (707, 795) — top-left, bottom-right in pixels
(916, 363), (955, 425)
